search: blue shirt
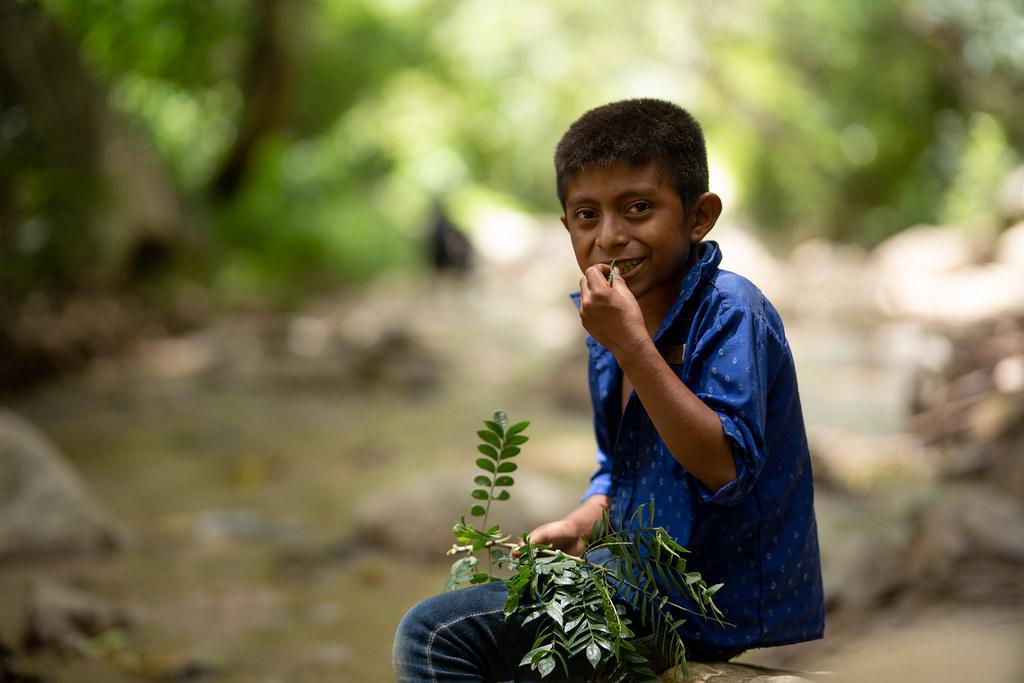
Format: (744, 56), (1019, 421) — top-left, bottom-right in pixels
(573, 241), (825, 650)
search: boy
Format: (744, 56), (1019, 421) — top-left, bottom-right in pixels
(394, 99), (824, 681)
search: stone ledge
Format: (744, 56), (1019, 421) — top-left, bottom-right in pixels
(660, 661), (815, 682)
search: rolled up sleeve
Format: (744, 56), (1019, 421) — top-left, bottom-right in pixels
(688, 304), (776, 506)
(580, 445), (612, 501)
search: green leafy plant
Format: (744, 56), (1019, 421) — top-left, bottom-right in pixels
(446, 411), (727, 681)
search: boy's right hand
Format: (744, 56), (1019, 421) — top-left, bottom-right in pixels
(524, 518), (588, 557)
(579, 264), (648, 359)
(518, 494), (610, 558)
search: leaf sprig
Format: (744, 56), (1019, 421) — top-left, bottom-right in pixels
(445, 411), (728, 680)
(470, 411), (529, 525)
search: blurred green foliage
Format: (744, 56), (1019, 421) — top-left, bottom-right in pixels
(5, 0), (1024, 302)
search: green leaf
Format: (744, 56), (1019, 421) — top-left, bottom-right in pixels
(520, 645), (551, 667)
(494, 410), (509, 431)
(471, 489), (489, 500)
(484, 420), (505, 438)
(475, 458), (496, 473)
(586, 641), (601, 668)
(445, 555), (478, 590)
(495, 476), (514, 486)
(474, 475), (492, 487)
(497, 461), (518, 473)
(499, 446), (521, 459)
(507, 421), (530, 436)
(506, 435), (529, 446)
(563, 614), (584, 632)
(470, 504), (486, 517)
(545, 600), (564, 627)
(494, 490), (510, 501)
(537, 655), (556, 677)
(470, 572), (491, 584)
(477, 430), (501, 447)
(477, 444), (498, 458)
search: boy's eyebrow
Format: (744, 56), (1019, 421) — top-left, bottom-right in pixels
(565, 184), (663, 208)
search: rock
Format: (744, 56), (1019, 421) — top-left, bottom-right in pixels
(997, 220), (1024, 268)
(807, 426), (933, 493)
(351, 469), (573, 560)
(349, 328), (442, 397)
(1, 637), (45, 682)
(0, 409), (121, 559)
(192, 508), (302, 545)
(146, 658), (222, 682)
(22, 580), (131, 653)
(539, 347), (591, 414)
(660, 660), (812, 682)
(997, 165), (1024, 225)
(874, 224), (976, 275)
(987, 428), (1024, 502)
(905, 483), (1024, 579)
(873, 224), (1024, 325)
(787, 238), (875, 321)
(812, 487), (914, 611)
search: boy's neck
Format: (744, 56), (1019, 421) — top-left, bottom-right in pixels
(638, 255), (694, 338)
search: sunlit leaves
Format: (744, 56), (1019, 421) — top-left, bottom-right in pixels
(467, 410), (527, 520)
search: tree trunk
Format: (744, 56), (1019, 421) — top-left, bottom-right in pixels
(0, 0), (197, 387)
(210, 0), (297, 200)
(0, 0), (192, 286)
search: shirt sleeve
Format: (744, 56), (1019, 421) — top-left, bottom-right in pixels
(580, 445), (612, 502)
(687, 304), (776, 506)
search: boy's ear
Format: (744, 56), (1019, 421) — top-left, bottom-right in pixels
(688, 192), (723, 243)
(560, 214), (568, 230)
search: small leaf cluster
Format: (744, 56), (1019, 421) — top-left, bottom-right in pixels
(468, 410), (529, 520)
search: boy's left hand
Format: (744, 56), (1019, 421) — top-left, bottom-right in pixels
(578, 264), (648, 357)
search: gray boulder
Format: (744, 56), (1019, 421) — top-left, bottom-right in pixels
(352, 469), (574, 560)
(0, 409), (121, 559)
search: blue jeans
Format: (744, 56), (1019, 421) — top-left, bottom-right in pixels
(392, 582), (744, 682)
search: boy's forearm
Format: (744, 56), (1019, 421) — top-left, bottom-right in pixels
(616, 338), (736, 492)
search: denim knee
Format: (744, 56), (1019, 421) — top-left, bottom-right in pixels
(393, 596), (434, 676)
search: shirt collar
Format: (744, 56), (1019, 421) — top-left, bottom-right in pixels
(569, 241), (723, 349)
(651, 240), (722, 342)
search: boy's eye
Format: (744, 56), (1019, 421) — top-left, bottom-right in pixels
(574, 208), (598, 221)
(627, 201), (652, 214)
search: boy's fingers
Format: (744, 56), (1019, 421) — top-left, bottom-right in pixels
(585, 265), (612, 290)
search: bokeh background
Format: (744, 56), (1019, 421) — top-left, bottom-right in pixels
(1, 1), (1023, 681)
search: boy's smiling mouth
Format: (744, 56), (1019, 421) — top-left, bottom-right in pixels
(606, 256), (645, 275)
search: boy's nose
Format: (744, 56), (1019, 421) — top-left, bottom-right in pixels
(595, 216), (629, 252)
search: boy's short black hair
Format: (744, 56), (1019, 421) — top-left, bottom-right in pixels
(554, 98), (709, 210)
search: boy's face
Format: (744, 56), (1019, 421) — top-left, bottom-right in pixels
(561, 160), (696, 303)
